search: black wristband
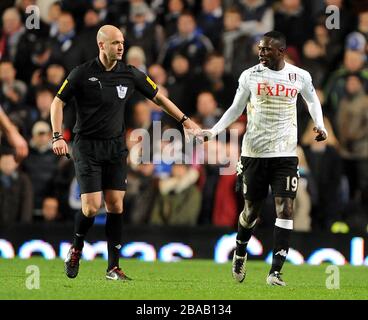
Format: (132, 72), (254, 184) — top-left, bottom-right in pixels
(179, 115), (189, 124)
(53, 132), (61, 139)
(52, 136), (65, 144)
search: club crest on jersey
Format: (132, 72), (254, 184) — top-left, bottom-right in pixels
(288, 73), (297, 83)
(116, 85), (127, 99)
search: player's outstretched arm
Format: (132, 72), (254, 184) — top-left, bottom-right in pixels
(0, 106), (28, 162)
(199, 73), (250, 141)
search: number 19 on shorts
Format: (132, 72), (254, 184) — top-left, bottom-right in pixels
(285, 176), (298, 192)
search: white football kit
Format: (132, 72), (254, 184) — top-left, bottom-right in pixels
(211, 62), (326, 158)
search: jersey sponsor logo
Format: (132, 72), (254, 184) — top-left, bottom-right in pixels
(288, 73), (297, 83)
(57, 79), (68, 95)
(116, 85), (128, 99)
(257, 82), (297, 98)
(146, 76), (157, 90)
(88, 77), (99, 82)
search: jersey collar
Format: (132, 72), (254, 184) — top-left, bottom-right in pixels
(95, 57), (121, 72)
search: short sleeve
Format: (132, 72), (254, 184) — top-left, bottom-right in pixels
(56, 66), (83, 102)
(130, 66), (159, 100)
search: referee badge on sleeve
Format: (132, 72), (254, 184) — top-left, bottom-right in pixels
(116, 85), (127, 99)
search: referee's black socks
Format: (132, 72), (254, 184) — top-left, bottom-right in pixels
(270, 218), (293, 274)
(106, 212), (124, 271)
(73, 210), (95, 251)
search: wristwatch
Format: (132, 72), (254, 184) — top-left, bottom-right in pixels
(53, 132), (61, 138)
(179, 115), (189, 124)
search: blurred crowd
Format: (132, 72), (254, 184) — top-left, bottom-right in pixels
(0, 0), (367, 233)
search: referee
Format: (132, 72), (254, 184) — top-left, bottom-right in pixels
(51, 25), (201, 280)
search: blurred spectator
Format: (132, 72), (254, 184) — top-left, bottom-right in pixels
(47, 1), (63, 38)
(345, 31), (367, 54)
(54, 155), (75, 221)
(166, 54), (194, 115)
(75, 8), (101, 62)
(301, 36), (328, 89)
(50, 11), (81, 72)
(234, 0), (274, 36)
(301, 118), (344, 231)
(125, 163), (157, 224)
(192, 52), (238, 110)
(274, 0), (313, 54)
(45, 63), (66, 89)
(157, 0), (187, 38)
(193, 91), (223, 129)
(131, 100), (153, 130)
(337, 74), (368, 206)
(12, 86), (54, 139)
(354, 11), (368, 48)
(124, 2), (164, 66)
(221, 6), (258, 78)
(0, 60), (27, 113)
(41, 196), (61, 222)
(21, 121), (60, 220)
(0, 146), (33, 225)
(293, 145), (312, 232)
(158, 11), (214, 72)
(197, 140), (221, 225)
(197, 0), (224, 49)
(148, 63), (168, 87)
(126, 46), (147, 73)
(150, 163), (201, 225)
(0, 7), (25, 61)
(17, 38), (54, 85)
(324, 49), (368, 123)
(91, 0), (119, 26)
(212, 141), (240, 227)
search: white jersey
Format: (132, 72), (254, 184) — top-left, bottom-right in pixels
(212, 62), (325, 158)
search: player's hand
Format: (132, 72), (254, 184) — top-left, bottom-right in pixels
(200, 129), (216, 142)
(7, 128), (28, 162)
(52, 138), (69, 157)
(313, 126), (328, 142)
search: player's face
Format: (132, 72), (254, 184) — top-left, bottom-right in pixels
(105, 32), (124, 61)
(258, 37), (284, 70)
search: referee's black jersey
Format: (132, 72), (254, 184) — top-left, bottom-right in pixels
(57, 57), (158, 139)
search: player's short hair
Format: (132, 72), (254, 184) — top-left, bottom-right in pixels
(263, 31), (286, 49)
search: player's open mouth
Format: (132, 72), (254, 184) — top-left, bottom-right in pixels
(259, 58), (268, 64)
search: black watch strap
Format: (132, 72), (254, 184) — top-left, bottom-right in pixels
(179, 115), (189, 124)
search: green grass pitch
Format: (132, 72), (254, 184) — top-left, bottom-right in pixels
(0, 258), (367, 300)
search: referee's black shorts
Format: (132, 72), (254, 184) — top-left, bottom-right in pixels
(73, 135), (128, 194)
(237, 156), (299, 201)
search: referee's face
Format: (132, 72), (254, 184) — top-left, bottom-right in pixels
(103, 30), (125, 61)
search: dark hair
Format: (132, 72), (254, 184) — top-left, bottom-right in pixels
(263, 31), (287, 49)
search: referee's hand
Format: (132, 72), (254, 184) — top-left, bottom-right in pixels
(182, 119), (202, 143)
(52, 138), (69, 157)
